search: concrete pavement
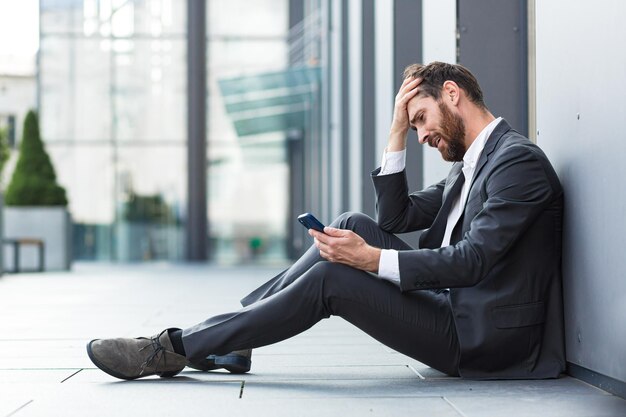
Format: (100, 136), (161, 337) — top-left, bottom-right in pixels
(0, 263), (624, 416)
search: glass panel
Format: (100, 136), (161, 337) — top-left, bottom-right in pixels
(209, 40), (288, 74)
(114, 38), (186, 142)
(207, 2), (290, 264)
(209, 136), (288, 263)
(46, 144), (115, 260)
(39, 0), (187, 263)
(40, 37), (112, 142)
(40, 0), (83, 34)
(115, 145), (186, 261)
(208, 0), (288, 37)
(40, 0), (186, 36)
(131, 0), (186, 36)
(47, 144), (115, 223)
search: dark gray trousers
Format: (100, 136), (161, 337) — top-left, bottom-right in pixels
(182, 212), (461, 376)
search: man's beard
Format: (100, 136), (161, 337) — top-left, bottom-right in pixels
(437, 101), (467, 162)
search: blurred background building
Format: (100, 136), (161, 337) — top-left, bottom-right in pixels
(0, 0), (624, 396)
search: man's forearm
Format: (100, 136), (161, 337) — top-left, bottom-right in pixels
(386, 130), (408, 153)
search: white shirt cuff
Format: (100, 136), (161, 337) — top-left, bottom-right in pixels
(379, 149), (406, 175)
(378, 249), (400, 284)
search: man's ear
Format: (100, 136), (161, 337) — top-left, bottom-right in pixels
(442, 80), (460, 106)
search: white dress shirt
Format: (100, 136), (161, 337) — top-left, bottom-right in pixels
(377, 117), (503, 284)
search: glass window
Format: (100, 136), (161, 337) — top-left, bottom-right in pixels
(206, 1), (290, 264)
(113, 39), (186, 142)
(40, 37), (113, 142)
(114, 144), (186, 261)
(40, 0), (187, 262)
(208, 0), (288, 38)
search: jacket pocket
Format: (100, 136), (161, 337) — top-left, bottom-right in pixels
(492, 301), (545, 329)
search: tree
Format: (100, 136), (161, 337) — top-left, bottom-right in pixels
(0, 126), (10, 183)
(4, 110), (68, 206)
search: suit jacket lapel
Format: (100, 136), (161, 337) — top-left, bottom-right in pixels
(465, 119), (512, 196)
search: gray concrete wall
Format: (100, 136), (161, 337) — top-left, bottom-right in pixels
(4, 207), (72, 271)
(535, 0), (626, 383)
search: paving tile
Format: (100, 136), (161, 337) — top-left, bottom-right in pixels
(64, 368), (238, 384)
(0, 396), (34, 417)
(446, 394), (626, 417)
(242, 378), (421, 399)
(241, 376), (610, 400)
(70, 365), (418, 384)
(14, 391), (460, 417)
(405, 360), (454, 379)
(232, 397), (460, 417)
(13, 382), (244, 417)
(202, 364), (417, 381)
(0, 340), (93, 369)
(0, 369), (79, 383)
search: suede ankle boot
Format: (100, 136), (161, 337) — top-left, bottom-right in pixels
(87, 329), (187, 380)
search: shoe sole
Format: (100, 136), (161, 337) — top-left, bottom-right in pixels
(189, 353), (251, 374)
(212, 353), (251, 374)
(86, 340), (137, 380)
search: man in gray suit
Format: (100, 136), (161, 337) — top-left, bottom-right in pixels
(87, 62), (565, 380)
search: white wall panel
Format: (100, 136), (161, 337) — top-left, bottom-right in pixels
(536, 0), (626, 383)
(374, 0), (395, 158)
(347, 0), (362, 212)
(421, 0), (456, 186)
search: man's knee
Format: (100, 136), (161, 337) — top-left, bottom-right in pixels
(302, 261), (358, 295)
(305, 261), (344, 283)
(330, 211), (377, 231)
(308, 261), (367, 290)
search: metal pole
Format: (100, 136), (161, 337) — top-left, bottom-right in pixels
(186, 0), (208, 260)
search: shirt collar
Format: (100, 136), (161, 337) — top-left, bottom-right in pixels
(463, 117), (502, 170)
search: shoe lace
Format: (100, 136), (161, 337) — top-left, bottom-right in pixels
(138, 330), (168, 376)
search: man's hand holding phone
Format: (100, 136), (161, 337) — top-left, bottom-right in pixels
(298, 213), (381, 273)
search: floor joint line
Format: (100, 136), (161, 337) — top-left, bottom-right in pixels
(442, 396), (468, 417)
(407, 364), (425, 380)
(60, 369), (83, 383)
(239, 380), (246, 399)
(6, 400), (34, 417)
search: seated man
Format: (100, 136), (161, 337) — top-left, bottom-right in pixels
(87, 61), (565, 380)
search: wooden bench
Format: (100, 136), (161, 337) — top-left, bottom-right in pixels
(3, 238), (45, 273)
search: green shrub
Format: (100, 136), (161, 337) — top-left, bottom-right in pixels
(4, 110), (68, 206)
(0, 126), (10, 181)
(123, 192), (171, 224)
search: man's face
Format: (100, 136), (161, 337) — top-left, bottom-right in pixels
(407, 93), (467, 162)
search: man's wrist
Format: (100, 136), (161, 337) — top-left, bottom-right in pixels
(368, 247), (382, 273)
(387, 130), (408, 152)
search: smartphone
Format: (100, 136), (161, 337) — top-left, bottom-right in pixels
(297, 213), (326, 233)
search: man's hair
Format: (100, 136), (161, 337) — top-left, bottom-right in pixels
(403, 62), (487, 109)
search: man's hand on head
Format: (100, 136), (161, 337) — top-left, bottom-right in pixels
(388, 76), (422, 152)
(309, 227), (381, 273)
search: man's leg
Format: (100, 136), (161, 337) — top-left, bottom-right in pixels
(88, 212), (459, 379)
(183, 261), (460, 376)
(195, 212), (415, 373)
(240, 212), (412, 306)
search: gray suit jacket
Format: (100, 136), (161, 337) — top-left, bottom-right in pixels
(371, 120), (565, 379)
